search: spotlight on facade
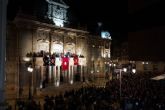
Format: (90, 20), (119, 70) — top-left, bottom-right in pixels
(132, 69), (136, 74)
(27, 67), (33, 72)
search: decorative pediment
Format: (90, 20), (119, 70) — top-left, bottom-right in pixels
(46, 0), (69, 27)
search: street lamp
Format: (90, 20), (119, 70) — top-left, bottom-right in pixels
(119, 68), (127, 98)
(27, 66), (33, 100)
(132, 69), (136, 74)
(23, 56), (35, 99)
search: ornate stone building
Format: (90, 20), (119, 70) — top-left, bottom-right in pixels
(6, 0), (111, 98)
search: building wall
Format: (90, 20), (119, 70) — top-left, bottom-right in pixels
(135, 61), (165, 73)
(6, 23), (19, 99)
(6, 17), (111, 98)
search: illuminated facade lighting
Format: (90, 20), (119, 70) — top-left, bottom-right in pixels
(52, 42), (63, 53)
(27, 67), (33, 72)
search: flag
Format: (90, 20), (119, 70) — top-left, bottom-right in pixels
(62, 57), (69, 71)
(74, 55), (78, 65)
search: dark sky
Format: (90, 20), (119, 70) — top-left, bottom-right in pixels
(128, 0), (165, 61)
(128, 0), (165, 31)
(7, 0), (126, 43)
(66, 0), (126, 42)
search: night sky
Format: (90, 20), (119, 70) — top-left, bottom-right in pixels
(128, 0), (165, 31)
(7, 0), (126, 43)
(128, 0), (165, 61)
(66, 0), (126, 42)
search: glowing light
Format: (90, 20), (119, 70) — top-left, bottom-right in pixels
(53, 18), (64, 27)
(37, 40), (49, 52)
(65, 43), (75, 53)
(23, 57), (31, 62)
(56, 81), (60, 87)
(91, 70), (94, 74)
(79, 58), (86, 66)
(151, 74), (165, 80)
(40, 84), (42, 89)
(142, 62), (145, 64)
(52, 43), (63, 53)
(27, 67), (33, 72)
(70, 80), (73, 84)
(101, 31), (111, 40)
(132, 69), (136, 74)
(109, 64), (112, 66)
(113, 64), (116, 67)
(123, 68), (127, 72)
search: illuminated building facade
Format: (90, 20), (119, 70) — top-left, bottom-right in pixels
(5, 0), (111, 98)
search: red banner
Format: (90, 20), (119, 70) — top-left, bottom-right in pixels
(74, 55), (78, 65)
(62, 57), (69, 71)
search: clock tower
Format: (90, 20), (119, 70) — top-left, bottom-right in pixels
(46, 0), (69, 27)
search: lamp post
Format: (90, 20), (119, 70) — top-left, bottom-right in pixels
(27, 66), (33, 100)
(119, 67), (127, 98)
(23, 56), (35, 99)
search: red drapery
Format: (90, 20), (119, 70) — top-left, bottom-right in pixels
(62, 57), (69, 71)
(74, 55), (78, 65)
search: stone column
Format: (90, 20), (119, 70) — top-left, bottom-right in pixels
(0, 0), (7, 107)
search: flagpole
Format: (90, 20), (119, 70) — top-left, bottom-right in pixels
(54, 66), (56, 86)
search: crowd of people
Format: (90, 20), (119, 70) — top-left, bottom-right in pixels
(11, 72), (165, 110)
(106, 72), (165, 110)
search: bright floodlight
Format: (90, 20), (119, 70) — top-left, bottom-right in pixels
(27, 67), (33, 72)
(23, 57), (31, 62)
(132, 69), (136, 74)
(101, 31), (111, 40)
(123, 68), (127, 72)
(53, 18), (64, 27)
